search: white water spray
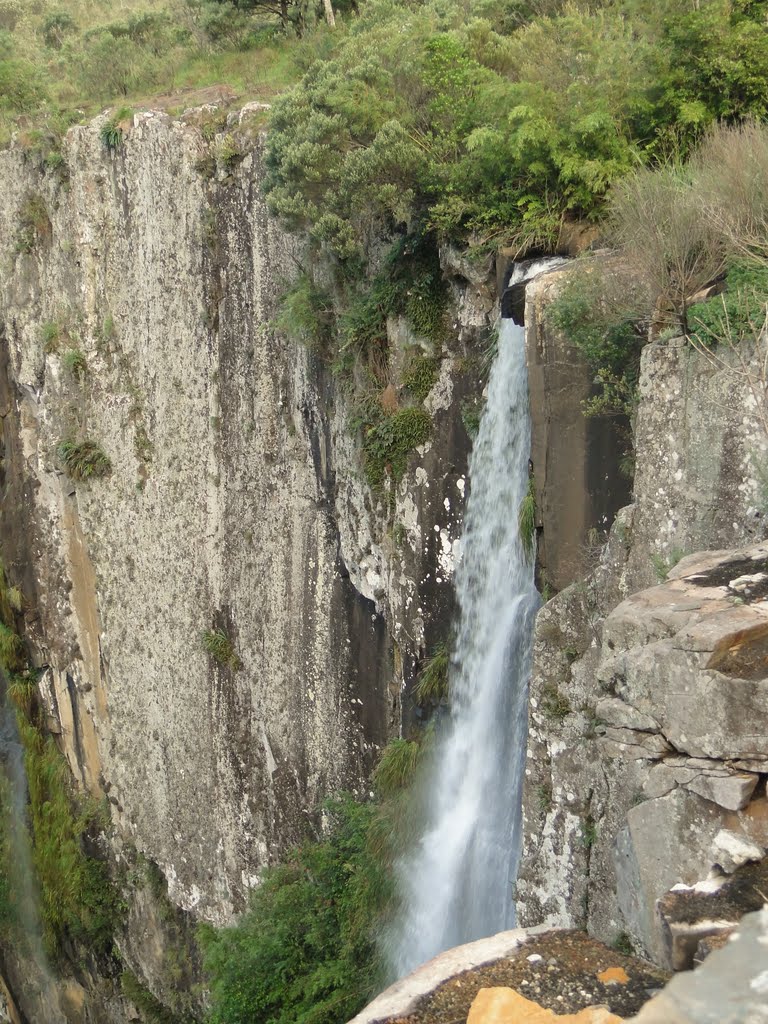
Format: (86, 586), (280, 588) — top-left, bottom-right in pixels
(388, 264), (550, 978)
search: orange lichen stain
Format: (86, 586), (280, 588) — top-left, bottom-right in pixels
(597, 967), (630, 986)
(466, 987), (623, 1023)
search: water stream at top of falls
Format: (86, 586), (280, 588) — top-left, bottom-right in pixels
(387, 263), (548, 979)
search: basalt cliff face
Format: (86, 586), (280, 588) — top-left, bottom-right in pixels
(518, 279), (768, 968)
(0, 108), (489, 1020)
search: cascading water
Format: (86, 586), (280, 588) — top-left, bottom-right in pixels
(388, 263), (551, 979)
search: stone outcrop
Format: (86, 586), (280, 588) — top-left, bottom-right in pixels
(627, 906), (768, 1024)
(519, 541), (768, 966)
(524, 268), (632, 592)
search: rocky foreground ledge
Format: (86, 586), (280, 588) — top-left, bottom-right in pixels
(351, 907), (768, 1023)
(348, 929), (668, 1024)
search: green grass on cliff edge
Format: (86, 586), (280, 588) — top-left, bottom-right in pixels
(5, 0), (768, 258)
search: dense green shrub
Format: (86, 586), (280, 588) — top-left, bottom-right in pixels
(363, 407), (432, 488)
(413, 643), (449, 706)
(201, 795), (391, 1024)
(688, 260), (768, 349)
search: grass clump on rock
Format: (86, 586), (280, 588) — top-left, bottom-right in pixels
(57, 439), (112, 481)
(201, 629), (242, 671)
(363, 407), (432, 489)
(414, 643), (450, 706)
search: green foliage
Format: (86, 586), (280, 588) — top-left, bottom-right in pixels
(201, 628), (242, 670)
(276, 273), (334, 349)
(0, 56), (47, 114)
(265, 0), (762, 256)
(58, 439), (112, 481)
(581, 813), (598, 850)
(363, 407), (432, 488)
(460, 398), (482, 439)
(414, 642), (449, 706)
(214, 131), (242, 167)
(402, 352), (440, 403)
(536, 782), (552, 814)
(16, 193), (50, 254)
(41, 321), (61, 352)
(42, 12), (77, 50)
(518, 476), (536, 556)
(63, 348), (87, 379)
(201, 795), (391, 1024)
(19, 721), (120, 961)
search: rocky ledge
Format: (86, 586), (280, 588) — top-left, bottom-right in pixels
(348, 929), (668, 1024)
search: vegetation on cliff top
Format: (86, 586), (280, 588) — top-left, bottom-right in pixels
(4, 0), (768, 257)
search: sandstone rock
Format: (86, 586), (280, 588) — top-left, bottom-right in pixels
(595, 698), (659, 733)
(598, 728), (671, 761)
(616, 789), (768, 962)
(525, 266), (631, 593)
(466, 987), (623, 1024)
(596, 968), (629, 986)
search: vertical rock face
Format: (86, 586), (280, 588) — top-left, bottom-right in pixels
(518, 300), (768, 966)
(525, 269), (632, 593)
(0, 103), (486, 990)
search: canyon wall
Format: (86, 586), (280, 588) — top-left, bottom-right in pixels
(0, 108), (490, 1020)
(518, 296), (768, 966)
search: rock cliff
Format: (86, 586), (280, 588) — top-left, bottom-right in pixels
(518, 299), (768, 966)
(0, 107), (489, 1019)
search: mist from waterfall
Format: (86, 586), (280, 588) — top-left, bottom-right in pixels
(387, 266), (543, 979)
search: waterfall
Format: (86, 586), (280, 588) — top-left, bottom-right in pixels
(388, 263), (551, 979)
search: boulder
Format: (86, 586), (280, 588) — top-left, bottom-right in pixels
(627, 907), (768, 1024)
(615, 789), (768, 963)
(466, 987), (622, 1023)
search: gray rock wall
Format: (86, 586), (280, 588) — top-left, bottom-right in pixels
(0, 108), (489, 1018)
(518, 305), (768, 966)
(525, 269), (632, 593)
